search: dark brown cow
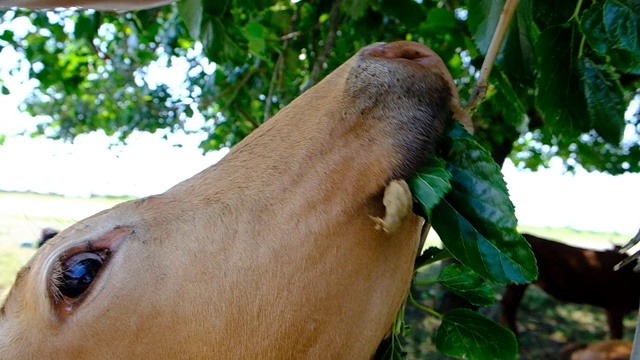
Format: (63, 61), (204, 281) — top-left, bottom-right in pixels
(501, 233), (640, 339)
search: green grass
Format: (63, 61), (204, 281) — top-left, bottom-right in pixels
(0, 191), (131, 297)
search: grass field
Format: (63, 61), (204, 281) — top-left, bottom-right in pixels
(0, 191), (130, 298)
(0, 191), (636, 359)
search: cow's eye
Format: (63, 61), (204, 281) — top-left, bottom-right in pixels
(58, 251), (108, 299)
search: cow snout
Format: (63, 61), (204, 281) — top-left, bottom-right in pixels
(362, 41), (440, 66)
(343, 41), (455, 179)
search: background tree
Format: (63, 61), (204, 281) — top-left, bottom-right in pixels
(1, 0), (637, 170)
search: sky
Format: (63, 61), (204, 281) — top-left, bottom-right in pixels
(0, 14), (638, 237)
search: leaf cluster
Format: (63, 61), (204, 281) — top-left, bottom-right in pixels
(382, 121), (535, 360)
(1, 1), (638, 172)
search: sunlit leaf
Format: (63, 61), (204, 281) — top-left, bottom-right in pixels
(342, 0), (371, 20)
(177, 0), (203, 40)
(244, 22), (267, 55)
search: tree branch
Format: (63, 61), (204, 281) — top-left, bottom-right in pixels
(264, 6), (299, 123)
(233, 103), (260, 130)
(301, 0), (342, 92)
(466, 0), (519, 112)
(264, 52), (284, 123)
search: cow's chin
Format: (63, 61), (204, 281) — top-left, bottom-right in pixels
(0, 41), (457, 359)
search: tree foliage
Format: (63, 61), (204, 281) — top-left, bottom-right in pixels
(1, 0), (636, 171)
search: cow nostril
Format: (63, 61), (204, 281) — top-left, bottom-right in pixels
(363, 41), (437, 65)
(399, 49), (430, 61)
(56, 251), (108, 299)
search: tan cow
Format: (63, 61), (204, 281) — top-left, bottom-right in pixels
(560, 340), (633, 360)
(0, 41), (460, 358)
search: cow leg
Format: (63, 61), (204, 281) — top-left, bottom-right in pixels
(500, 284), (529, 336)
(605, 308), (624, 339)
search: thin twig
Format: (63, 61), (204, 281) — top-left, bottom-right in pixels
(264, 6), (298, 123)
(466, 0), (520, 112)
(409, 292), (443, 319)
(233, 103), (260, 130)
(280, 31), (301, 41)
(264, 52), (284, 123)
(301, 0), (341, 92)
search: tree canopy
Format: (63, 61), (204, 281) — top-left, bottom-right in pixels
(0, 0), (638, 173)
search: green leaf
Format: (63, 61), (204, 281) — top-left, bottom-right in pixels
(437, 263), (496, 306)
(435, 309), (517, 360)
(178, 0), (203, 40)
(423, 7), (456, 32)
(0, 134), (5, 145)
(342, 0), (371, 20)
(73, 15), (97, 41)
(431, 123), (537, 284)
(609, 48), (640, 74)
(184, 106), (194, 118)
(0, 29), (14, 43)
(378, 0), (425, 28)
(244, 22), (267, 55)
(201, 16), (249, 63)
(603, 0), (640, 55)
(580, 58), (627, 143)
(468, 0), (535, 83)
(536, 26), (590, 137)
(581, 3), (609, 56)
(499, 0), (535, 83)
(203, 0), (231, 15)
(1, 85), (9, 95)
(467, 0), (503, 55)
(415, 246), (451, 269)
(580, 2), (640, 74)
(408, 157), (452, 218)
(492, 69), (528, 132)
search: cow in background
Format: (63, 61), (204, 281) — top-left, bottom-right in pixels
(501, 233), (640, 339)
(38, 227), (59, 247)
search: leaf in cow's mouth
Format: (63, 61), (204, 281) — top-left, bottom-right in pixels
(389, 120), (537, 360)
(411, 120), (537, 285)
